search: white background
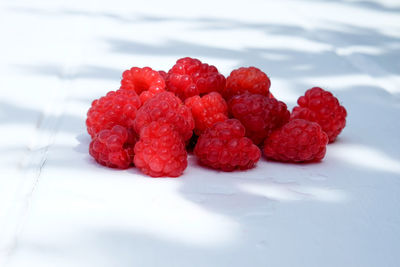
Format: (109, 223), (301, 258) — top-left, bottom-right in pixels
(1, 0), (400, 266)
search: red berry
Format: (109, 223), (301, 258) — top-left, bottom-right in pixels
(229, 93), (290, 145)
(86, 89), (141, 138)
(194, 119), (261, 171)
(158, 70), (167, 80)
(134, 92), (194, 142)
(185, 92), (228, 136)
(263, 119), (329, 162)
(120, 66), (166, 104)
(89, 125), (136, 169)
(223, 67), (271, 100)
(291, 87), (347, 143)
(166, 57), (226, 100)
(134, 122), (187, 177)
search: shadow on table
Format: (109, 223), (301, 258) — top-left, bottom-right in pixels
(6, 3), (400, 266)
(0, 101), (83, 135)
(303, 0), (400, 13)
(15, 64), (122, 81)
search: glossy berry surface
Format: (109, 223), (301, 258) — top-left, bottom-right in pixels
(158, 70), (167, 80)
(229, 93), (290, 145)
(185, 92), (228, 136)
(89, 125), (136, 169)
(291, 87), (347, 143)
(223, 67), (271, 100)
(194, 119), (261, 171)
(263, 119), (329, 162)
(134, 92), (194, 142)
(120, 66), (166, 103)
(134, 122), (187, 177)
(166, 57), (226, 100)
(86, 89), (141, 138)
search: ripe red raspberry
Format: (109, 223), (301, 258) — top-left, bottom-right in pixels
(134, 92), (194, 142)
(89, 125), (136, 169)
(223, 67), (271, 100)
(229, 93), (290, 145)
(185, 92), (228, 136)
(166, 57), (226, 100)
(134, 122), (187, 177)
(158, 70), (167, 80)
(291, 87), (347, 143)
(263, 119), (329, 162)
(86, 89), (141, 138)
(194, 119), (261, 171)
(120, 66), (166, 104)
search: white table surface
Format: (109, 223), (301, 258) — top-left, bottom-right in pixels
(1, 0), (400, 266)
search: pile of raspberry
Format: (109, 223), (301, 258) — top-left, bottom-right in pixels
(86, 57), (347, 177)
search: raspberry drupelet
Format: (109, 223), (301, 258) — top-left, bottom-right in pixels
(194, 119), (261, 171)
(158, 70), (168, 80)
(185, 92), (229, 136)
(263, 119), (329, 163)
(228, 93), (290, 145)
(86, 89), (141, 138)
(166, 57), (226, 100)
(89, 125), (137, 169)
(134, 121), (187, 177)
(120, 66), (166, 103)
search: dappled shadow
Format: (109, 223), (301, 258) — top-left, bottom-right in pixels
(10, 5), (400, 76)
(333, 86), (400, 160)
(304, 0), (400, 13)
(8, 157), (400, 267)
(16, 64), (122, 81)
(0, 102), (42, 126)
(0, 101), (83, 134)
(4, 2), (400, 267)
(106, 38), (356, 80)
(8, 219), (400, 267)
(40, 1), (400, 246)
(6, 228), (257, 267)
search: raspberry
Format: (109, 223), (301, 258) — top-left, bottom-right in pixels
(134, 92), (194, 142)
(89, 125), (136, 169)
(134, 122), (187, 177)
(120, 66), (166, 103)
(291, 87), (347, 143)
(228, 93), (290, 145)
(185, 92), (228, 136)
(194, 119), (261, 171)
(166, 57), (226, 100)
(86, 89), (141, 138)
(223, 67), (271, 100)
(158, 70), (167, 80)
(263, 119), (329, 162)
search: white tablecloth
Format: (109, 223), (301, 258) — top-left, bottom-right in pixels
(1, 0), (400, 266)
